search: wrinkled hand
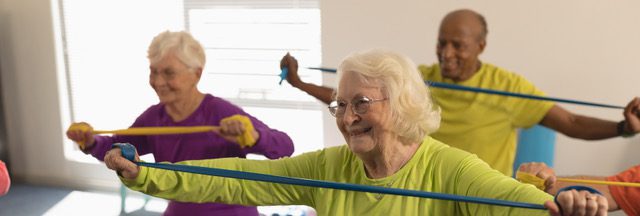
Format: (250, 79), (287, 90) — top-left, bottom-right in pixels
(104, 147), (140, 180)
(217, 115), (259, 148)
(519, 162), (557, 193)
(545, 189), (608, 216)
(66, 122), (96, 150)
(623, 97), (640, 134)
(280, 53), (302, 86)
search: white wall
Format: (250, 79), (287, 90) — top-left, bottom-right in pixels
(0, 0), (119, 189)
(0, 0), (638, 191)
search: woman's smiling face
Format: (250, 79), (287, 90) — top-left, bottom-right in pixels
(149, 52), (200, 104)
(335, 71), (392, 155)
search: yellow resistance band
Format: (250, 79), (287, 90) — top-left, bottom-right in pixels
(516, 171), (640, 191)
(94, 126), (219, 135)
(68, 114), (256, 150)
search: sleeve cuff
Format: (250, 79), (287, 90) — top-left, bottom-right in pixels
(120, 166), (148, 187)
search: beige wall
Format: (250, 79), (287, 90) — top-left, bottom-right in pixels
(0, 0), (638, 192)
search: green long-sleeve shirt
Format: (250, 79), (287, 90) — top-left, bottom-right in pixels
(122, 136), (552, 215)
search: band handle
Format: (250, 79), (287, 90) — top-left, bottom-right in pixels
(112, 143), (136, 162)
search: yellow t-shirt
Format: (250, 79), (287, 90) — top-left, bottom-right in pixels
(419, 63), (554, 176)
(123, 136), (552, 215)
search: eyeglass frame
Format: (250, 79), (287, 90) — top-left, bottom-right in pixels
(328, 96), (388, 117)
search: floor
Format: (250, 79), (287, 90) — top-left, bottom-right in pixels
(0, 183), (165, 216)
(3, 183), (621, 216)
(0, 183), (315, 216)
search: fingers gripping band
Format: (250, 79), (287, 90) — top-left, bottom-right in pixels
(516, 171), (547, 191)
(67, 123), (94, 150)
(220, 114), (256, 148)
(113, 143), (136, 162)
(554, 185), (602, 213)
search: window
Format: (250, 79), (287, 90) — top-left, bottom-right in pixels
(56, 0), (324, 163)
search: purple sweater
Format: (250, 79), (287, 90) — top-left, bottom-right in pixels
(87, 94), (294, 216)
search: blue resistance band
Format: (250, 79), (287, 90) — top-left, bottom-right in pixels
(279, 68), (288, 85)
(115, 143), (546, 210)
(302, 67), (624, 109)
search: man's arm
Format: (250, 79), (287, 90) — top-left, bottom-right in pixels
(540, 97), (640, 139)
(292, 82), (334, 105)
(280, 53), (334, 105)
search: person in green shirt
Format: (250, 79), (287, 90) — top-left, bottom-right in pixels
(106, 49), (607, 215)
(280, 9), (640, 176)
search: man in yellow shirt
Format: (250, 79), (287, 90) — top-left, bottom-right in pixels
(281, 9), (640, 176)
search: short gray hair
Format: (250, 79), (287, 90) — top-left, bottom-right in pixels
(337, 49), (441, 143)
(147, 31), (206, 70)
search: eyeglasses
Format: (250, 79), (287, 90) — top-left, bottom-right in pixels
(328, 96), (387, 117)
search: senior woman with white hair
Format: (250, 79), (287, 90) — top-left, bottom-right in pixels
(66, 31), (294, 216)
(103, 49), (607, 215)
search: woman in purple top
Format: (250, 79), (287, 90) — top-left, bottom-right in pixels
(67, 31), (294, 216)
